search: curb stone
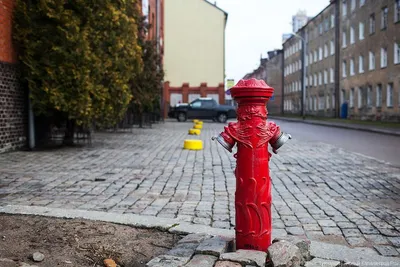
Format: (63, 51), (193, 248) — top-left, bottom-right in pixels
(268, 116), (400, 137)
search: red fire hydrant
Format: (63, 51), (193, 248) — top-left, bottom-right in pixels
(212, 78), (291, 252)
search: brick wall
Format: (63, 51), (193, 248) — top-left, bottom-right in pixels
(0, 0), (27, 153)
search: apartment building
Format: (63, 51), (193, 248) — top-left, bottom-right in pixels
(283, 36), (303, 113)
(340, 0), (400, 121)
(305, 2), (337, 116)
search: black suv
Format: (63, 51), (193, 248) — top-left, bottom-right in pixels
(168, 98), (236, 123)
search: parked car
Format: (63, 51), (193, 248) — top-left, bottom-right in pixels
(168, 98), (236, 123)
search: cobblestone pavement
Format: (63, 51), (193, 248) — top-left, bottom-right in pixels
(1, 121), (400, 256)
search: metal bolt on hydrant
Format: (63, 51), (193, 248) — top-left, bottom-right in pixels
(212, 78), (292, 252)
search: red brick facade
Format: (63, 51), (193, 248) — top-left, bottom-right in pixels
(0, 0), (27, 153)
(0, 0), (17, 63)
(163, 81), (225, 117)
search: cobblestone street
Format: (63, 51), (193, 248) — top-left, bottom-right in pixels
(1, 121), (400, 256)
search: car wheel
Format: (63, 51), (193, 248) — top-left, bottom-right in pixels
(217, 113), (228, 123)
(177, 112), (187, 122)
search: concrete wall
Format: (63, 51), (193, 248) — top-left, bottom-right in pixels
(163, 0), (226, 87)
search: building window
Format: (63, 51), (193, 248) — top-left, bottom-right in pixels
(330, 68), (334, 83)
(314, 50), (318, 62)
(331, 14), (335, 28)
(341, 89), (346, 103)
(319, 96), (324, 110)
(319, 47), (323, 60)
(319, 24), (323, 35)
(325, 18), (330, 31)
(381, 7), (388, 29)
(350, 88), (354, 107)
(369, 14), (376, 35)
(342, 60), (347, 77)
(360, 0), (365, 6)
(387, 83), (393, 107)
(351, 0), (356, 11)
(314, 74), (317, 86)
(309, 52), (313, 64)
(367, 86), (372, 107)
(332, 93), (335, 108)
(326, 95), (330, 109)
(357, 87), (362, 108)
(309, 75), (313, 86)
(324, 44), (328, 58)
(359, 55), (364, 73)
(305, 76), (308, 86)
(324, 70), (328, 84)
(359, 22), (364, 40)
(342, 31), (347, 47)
(376, 84), (382, 107)
(369, 51), (375, 70)
(350, 58), (355, 76)
(350, 27), (355, 44)
(381, 47), (387, 68)
(318, 72), (322, 85)
(313, 96), (317, 111)
(395, 0), (400, 22)
(343, 0), (347, 17)
(330, 40), (335, 55)
(395, 42), (400, 64)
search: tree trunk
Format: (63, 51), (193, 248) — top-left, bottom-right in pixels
(63, 119), (75, 146)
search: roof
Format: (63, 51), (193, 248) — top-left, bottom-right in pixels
(203, 0), (228, 22)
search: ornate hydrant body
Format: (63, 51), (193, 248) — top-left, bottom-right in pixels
(212, 79), (291, 252)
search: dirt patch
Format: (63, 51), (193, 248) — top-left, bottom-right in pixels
(0, 214), (180, 267)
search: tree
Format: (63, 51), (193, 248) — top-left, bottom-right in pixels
(130, 16), (164, 119)
(13, 0), (143, 140)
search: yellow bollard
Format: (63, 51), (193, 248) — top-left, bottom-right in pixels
(183, 139), (203, 150)
(194, 124), (202, 129)
(188, 128), (201, 135)
(193, 119), (200, 124)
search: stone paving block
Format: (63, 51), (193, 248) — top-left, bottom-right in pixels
(268, 241), (302, 267)
(214, 261), (241, 267)
(196, 236), (229, 257)
(184, 254), (218, 267)
(346, 237), (369, 247)
(389, 237), (400, 247)
(303, 224), (321, 231)
(178, 233), (211, 245)
(145, 254), (190, 267)
(305, 258), (340, 267)
(373, 245), (400, 256)
(220, 250), (267, 267)
(364, 234), (390, 245)
(166, 243), (198, 257)
(286, 227), (305, 236)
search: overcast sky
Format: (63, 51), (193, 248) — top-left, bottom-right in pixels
(207, 0), (331, 83)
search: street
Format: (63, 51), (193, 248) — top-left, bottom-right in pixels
(271, 119), (400, 167)
(0, 120), (400, 257)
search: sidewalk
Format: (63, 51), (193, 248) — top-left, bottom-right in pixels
(269, 116), (400, 136)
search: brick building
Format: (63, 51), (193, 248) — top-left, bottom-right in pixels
(242, 50), (283, 115)
(283, 2), (337, 116)
(0, 0), (27, 153)
(340, 0), (400, 121)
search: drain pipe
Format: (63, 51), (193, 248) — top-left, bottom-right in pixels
(28, 92), (35, 150)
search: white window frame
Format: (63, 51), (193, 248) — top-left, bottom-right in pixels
(357, 87), (362, 108)
(342, 61), (347, 77)
(381, 47), (387, 68)
(331, 15), (335, 28)
(324, 70), (328, 84)
(395, 0), (400, 22)
(381, 7), (388, 29)
(350, 58), (355, 76)
(351, 0), (356, 11)
(318, 72), (322, 85)
(314, 74), (317, 86)
(387, 83), (393, 107)
(319, 96), (324, 110)
(369, 51), (375, 70)
(343, 0), (347, 17)
(350, 27), (355, 44)
(324, 44), (328, 58)
(360, 0), (365, 7)
(369, 14), (375, 34)
(330, 68), (334, 83)
(394, 42), (400, 65)
(359, 55), (364, 73)
(359, 22), (364, 40)
(330, 40), (335, 55)
(319, 47), (323, 60)
(342, 31), (347, 47)
(367, 86), (372, 107)
(326, 94), (330, 109)
(376, 85), (382, 107)
(350, 88), (354, 108)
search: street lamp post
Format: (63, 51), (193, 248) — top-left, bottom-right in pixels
(292, 33), (307, 120)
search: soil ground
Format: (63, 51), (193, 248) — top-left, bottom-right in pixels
(0, 214), (180, 267)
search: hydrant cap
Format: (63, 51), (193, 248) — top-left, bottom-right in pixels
(230, 78), (274, 99)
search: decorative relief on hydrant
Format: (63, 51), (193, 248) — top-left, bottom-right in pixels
(212, 78), (291, 252)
